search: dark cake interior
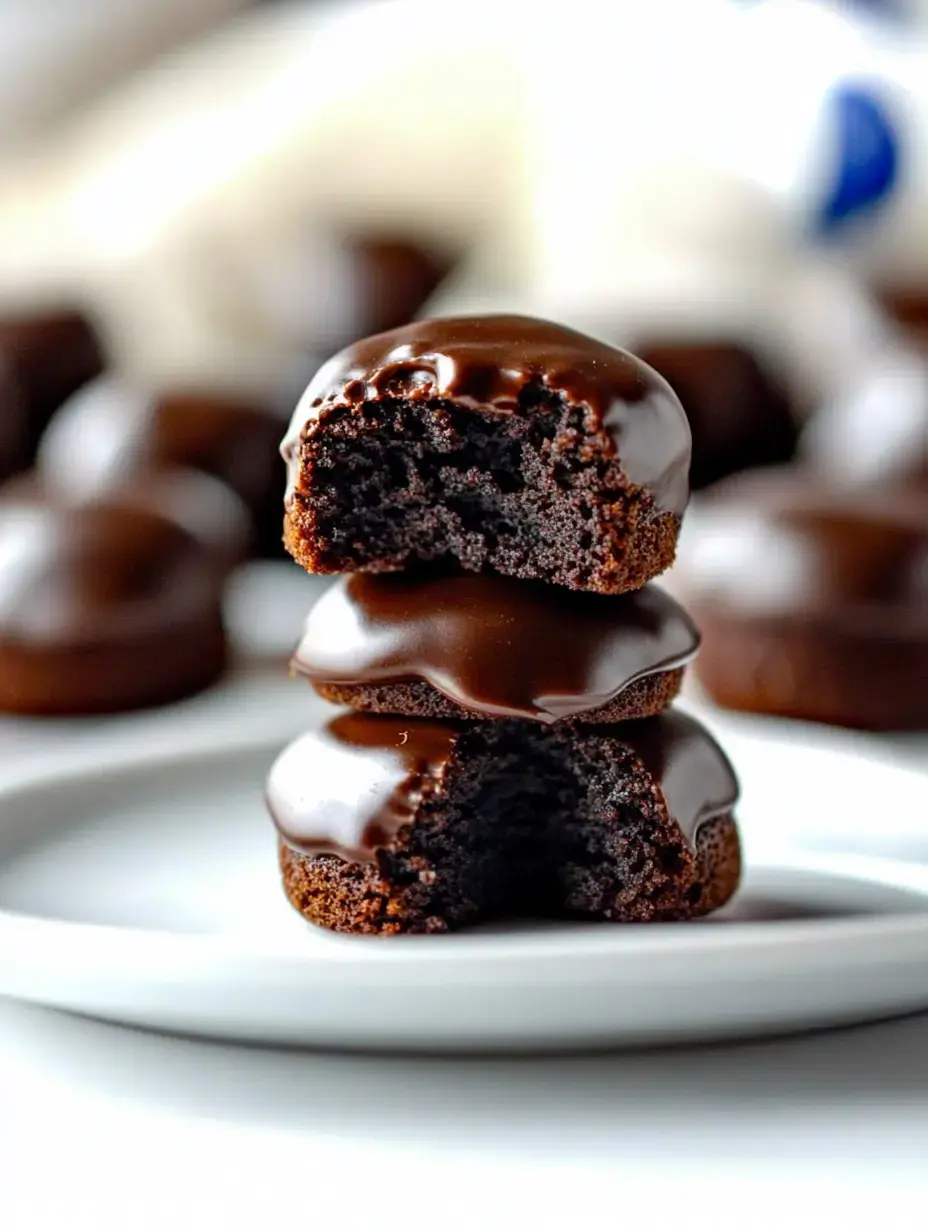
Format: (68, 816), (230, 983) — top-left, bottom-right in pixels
(285, 387), (677, 593)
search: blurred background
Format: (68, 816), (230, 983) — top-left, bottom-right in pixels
(0, 0), (926, 740)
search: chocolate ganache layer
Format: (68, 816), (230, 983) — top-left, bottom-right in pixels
(283, 314), (691, 516)
(266, 710), (739, 863)
(292, 572), (699, 723)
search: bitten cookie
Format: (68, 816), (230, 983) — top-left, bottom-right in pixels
(267, 709), (740, 934)
(681, 468), (928, 730)
(282, 315), (691, 593)
(292, 571), (699, 725)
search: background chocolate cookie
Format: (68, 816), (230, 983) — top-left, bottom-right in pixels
(39, 377), (288, 556)
(0, 497), (227, 715)
(636, 340), (798, 490)
(681, 469), (928, 730)
(0, 309), (104, 482)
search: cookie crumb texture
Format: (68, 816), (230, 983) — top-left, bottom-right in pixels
(312, 668), (685, 727)
(285, 391), (680, 593)
(278, 722), (740, 934)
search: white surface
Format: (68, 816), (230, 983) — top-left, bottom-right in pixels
(1, 689), (927, 1228)
(2, 719), (928, 1051)
(3, 994), (928, 1232)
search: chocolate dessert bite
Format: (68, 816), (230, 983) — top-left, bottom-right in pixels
(39, 377), (287, 555)
(268, 316), (741, 933)
(292, 572), (699, 725)
(282, 315), (691, 593)
(268, 710), (740, 934)
(0, 309), (104, 481)
(636, 340), (798, 490)
(681, 468), (928, 730)
(0, 497), (226, 715)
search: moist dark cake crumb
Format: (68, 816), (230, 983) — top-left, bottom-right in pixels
(271, 715), (740, 934)
(284, 390), (680, 593)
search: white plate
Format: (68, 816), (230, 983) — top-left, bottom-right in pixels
(0, 725), (927, 1052)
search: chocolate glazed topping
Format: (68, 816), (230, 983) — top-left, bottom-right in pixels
(266, 713), (457, 863)
(621, 710), (739, 847)
(282, 315), (691, 515)
(266, 710), (739, 862)
(0, 498), (220, 647)
(292, 572), (700, 722)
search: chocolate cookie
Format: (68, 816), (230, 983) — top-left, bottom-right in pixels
(39, 377), (288, 555)
(293, 571), (699, 725)
(0, 498), (227, 715)
(681, 469), (928, 730)
(0, 309), (104, 482)
(636, 340), (798, 490)
(5, 466), (252, 576)
(267, 709), (741, 934)
(282, 316), (690, 593)
(307, 236), (456, 355)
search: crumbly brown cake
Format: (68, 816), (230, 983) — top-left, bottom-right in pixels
(268, 711), (741, 934)
(310, 670), (685, 728)
(282, 316), (691, 593)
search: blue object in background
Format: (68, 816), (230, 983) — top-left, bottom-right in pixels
(814, 83), (900, 236)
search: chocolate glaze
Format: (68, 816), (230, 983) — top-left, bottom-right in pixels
(292, 572), (699, 722)
(0, 498), (222, 648)
(4, 467), (251, 574)
(0, 310), (104, 480)
(0, 494), (227, 714)
(39, 377), (286, 514)
(683, 469), (928, 634)
(266, 710), (738, 862)
(283, 315), (691, 515)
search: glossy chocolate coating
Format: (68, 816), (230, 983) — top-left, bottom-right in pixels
(636, 341), (797, 490)
(266, 710), (738, 862)
(0, 310), (104, 480)
(0, 498), (219, 642)
(40, 377), (286, 514)
(3, 466), (250, 574)
(293, 572), (699, 723)
(0, 497), (225, 713)
(283, 315), (691, 515)
(683, 469), (928, 633)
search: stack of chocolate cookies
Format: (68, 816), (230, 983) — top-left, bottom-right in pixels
(267, 316), (741, 934)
